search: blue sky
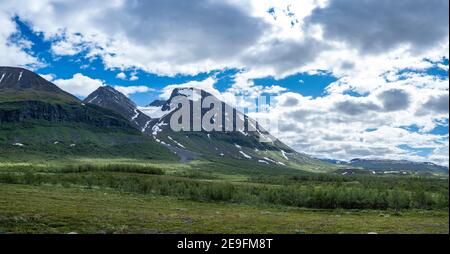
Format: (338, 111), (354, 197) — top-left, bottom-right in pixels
(1, 0), (448, 165)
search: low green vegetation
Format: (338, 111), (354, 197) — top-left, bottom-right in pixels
(0, 122), (178, 163)
(0, 184), (448, 234)
(0, 162), (448, 211)
(0, 148), (447, 233)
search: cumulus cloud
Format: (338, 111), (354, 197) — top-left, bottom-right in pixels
(160, 77), (221, 100)
(129, 74), (139, 81)
(246, 81), (449, 166)
(3, 0), (448, 78)
(116, 72), (126, 80)
(335, 100), (381, 115)
(307, 0), (449, 54)
(53, 73), (104, 97)
(54, 73), (154, 97)
(50, 34), (87, 56)
(378, 89), (411, 112)
(241, 38), (327, 77)
(114, 85), (154, 96)
(282, 97), (299, 107)
(0, 2), (40, 67)
(419, 94), (450, 115)
(6, 0), (270, 75)
(39, 73), (55, 82)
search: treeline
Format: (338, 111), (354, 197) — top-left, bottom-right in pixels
(249, 174), (449, 194)
(0, 164), (165, 175)
(0, 171), (447, 210)
(57, 164), (165, 175)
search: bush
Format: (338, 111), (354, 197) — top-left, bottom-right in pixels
(0, 169), (447, 211)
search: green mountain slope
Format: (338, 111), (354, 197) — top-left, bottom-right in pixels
(0, 67), (177, 162)
(139, 88), (334, 172)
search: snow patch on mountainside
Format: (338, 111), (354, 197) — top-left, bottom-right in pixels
(281, 150), (289, 160)
(131, 109), (139, 121)
(142, 120), (152, 132)
(239, 151), (252, 159)
(239, 130), (248, 136)
(152, 121), (167, 136)
(263, 157), (276, 163)
(139, 106), (170, 118)
(87, 95), (98, 103)
(168, 136), (185, 148)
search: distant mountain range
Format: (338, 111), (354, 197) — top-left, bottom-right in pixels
(0, 66), (329, 172)
(0, 66), (447, 175)
(322, 158), (448, 175)
(0, 67), (176, 161)
(84, 81), (327, 171)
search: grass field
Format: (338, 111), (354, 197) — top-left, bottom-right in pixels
(0, 184), (448, 234)
(0, 157), (448, 234)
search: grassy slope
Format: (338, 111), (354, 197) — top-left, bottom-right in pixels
(0, 121), (332, 177)
(160, 130), (336, 173)
(0, 121), (178, 163)
(0, 91), (79, 104)
(0, 184), (447, 234)
(0, 152), (447, 233)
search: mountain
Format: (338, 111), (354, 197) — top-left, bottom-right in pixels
(84, 86), (156, 133)
(323, 158), (449, 175)
(136, 87), (331, 172)
(0, 67), (79, 103)
(0, 66), (176, 162)
(0, 67), (133, 129)
(348, 158), (449, 174)
(147, 99), (166, 107)
(0, 66), (332, 172)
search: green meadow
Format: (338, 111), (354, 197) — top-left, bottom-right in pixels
(0, 155), (448, 234)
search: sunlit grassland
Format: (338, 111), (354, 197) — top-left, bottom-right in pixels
(0, 153), (448, 234)
(0, 184), (447, 234)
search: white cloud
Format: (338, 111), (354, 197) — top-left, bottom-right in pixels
(160, 77), (221, 100)
(39, 73), (55, 81)
(129, 74), (139, 81)
(53, 73), (104, 97)
(116, 72), (126, 80)
(245, 79), (449, 166)
(116, 71), (139, 81)
(0, 2), (41, 68)
(53, 73), (153, 97)
(114, 85), (154, 96)
(2, 0), (448, 78)
(51, 34), (86, 56)
(307, 0), (449, 54)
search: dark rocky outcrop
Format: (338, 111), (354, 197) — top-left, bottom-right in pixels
(0, 100), (136, 130)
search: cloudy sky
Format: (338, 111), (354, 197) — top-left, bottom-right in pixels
(0, 0), (448, 165)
